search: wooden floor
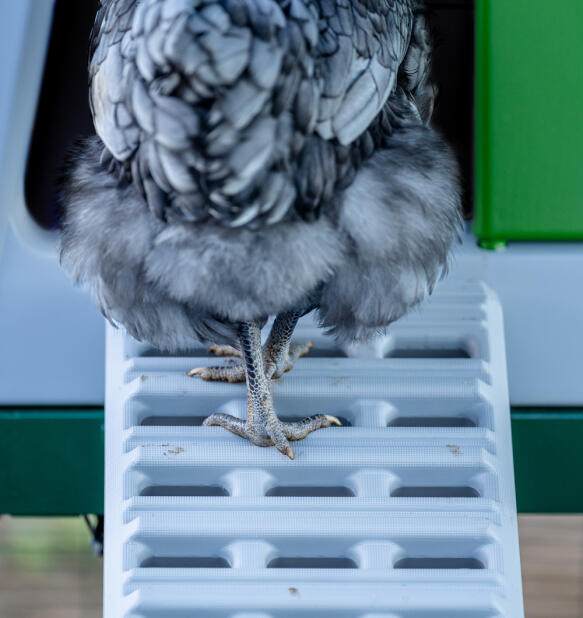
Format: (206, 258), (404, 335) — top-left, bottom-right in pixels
(0, 515), (582, 617)
(519, 515), (583, 618)
(0, 518), (102, 618)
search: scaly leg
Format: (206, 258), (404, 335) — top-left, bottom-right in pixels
(203, 320), (340, 459)
(263, 310), (312, 379)
(188, 310), (312, 383)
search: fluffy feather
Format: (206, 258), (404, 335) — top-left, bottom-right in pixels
(318, 127), (462, 342)
(60, 0), (463, 353)
(61, 125), (461, 350)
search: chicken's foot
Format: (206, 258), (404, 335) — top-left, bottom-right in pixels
(202, 320), (340, 459)
(207, 344), (242, 358)
(187, 311), (313, 383)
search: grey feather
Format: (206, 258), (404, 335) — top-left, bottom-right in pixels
(131, 1), (149, 37)
(332, 67), (379, 144)
(150, 144), (174, 194)
(114, 103), (133, 128)
(152, 94), (200, 137)
(228, 203), (262, 227)
(333, 58), (397, 144)
(199, 4), (232, 31)
(227, 117), (276, 180)
(225, 0), (249, 26)
(317, 27), (339, 56)
(63, 0), (463, 357)
(158, 146), (198, 193)
(144, 3), (162, 35)
(220, 79), (269, 129)
(249, 38), (283, 89)
(153, 105), (195, 150)
(265, 181), (297, 224)
(206, 121), (240, 157)
(164, 14), (197, 70)
(131, 75), (155, 133)
(318, 127), (463, 342)
(198, 28), (251, 83)
(135, 36), (157, 81)
(88, 0), (415, 226)
(145, 22), (167, 66)
(257, 172), (286, 213)
(295, 79), (319, 132)
(162, 0), (194, 21)
(61, 121), (461, 350)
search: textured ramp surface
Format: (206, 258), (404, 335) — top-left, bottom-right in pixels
(104, 281), (524, 617)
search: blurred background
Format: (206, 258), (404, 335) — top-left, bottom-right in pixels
(1, 515), (581, 617)
(0, 518), (102, 618)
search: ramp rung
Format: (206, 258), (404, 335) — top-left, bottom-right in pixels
(105, 281), (524, 617)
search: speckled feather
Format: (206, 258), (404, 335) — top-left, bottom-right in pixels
(88, 0), (415, 226)
(61, 0), (462, 351)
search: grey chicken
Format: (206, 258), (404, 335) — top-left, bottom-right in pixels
(61, 0), (462, 458)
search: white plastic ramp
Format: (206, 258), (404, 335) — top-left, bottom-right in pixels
(104, 280), (524, 617)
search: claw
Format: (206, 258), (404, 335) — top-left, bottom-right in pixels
(325, 415), (342, 427)
(284, 445), (295, 460)
(186, 367), (204, 377)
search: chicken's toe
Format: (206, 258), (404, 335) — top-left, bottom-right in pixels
(202, 413), (249, 439)
(282, 414), (342, 441)
(202, 408), (341, 459)
(266, 341), (314, 379)
(208, 344), (243, 358)
(187, 363), (245, 382)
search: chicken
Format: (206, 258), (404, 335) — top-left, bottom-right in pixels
(60, 0), (462, 459)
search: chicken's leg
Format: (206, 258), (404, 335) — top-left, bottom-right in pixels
(203, 320), (340, 459)
(188, 310), (313, 382)
(263, 310), (313, 379)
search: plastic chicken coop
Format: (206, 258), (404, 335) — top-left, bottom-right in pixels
(1, 0), (582, 616)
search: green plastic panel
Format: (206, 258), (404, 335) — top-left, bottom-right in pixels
(1, 408), (582, 514)
(474, 0), (583, 243)
(511, 410), (583, 513)
(0, 409), (104, 515)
